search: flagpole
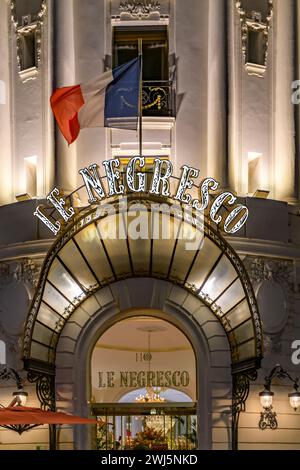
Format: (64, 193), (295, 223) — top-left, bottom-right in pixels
(138, 38), (143, 159)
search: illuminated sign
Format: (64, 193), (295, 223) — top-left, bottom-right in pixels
(34, 157), (249, 236)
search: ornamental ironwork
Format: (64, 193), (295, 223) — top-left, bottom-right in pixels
(232, 369), (257, 450)
(23, 192), (263, 369)
(142, 81), (175, 117)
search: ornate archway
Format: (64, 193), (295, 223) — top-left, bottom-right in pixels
(22, 195), (263, 449)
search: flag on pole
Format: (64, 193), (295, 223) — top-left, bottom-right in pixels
(50, 57), (141, 145)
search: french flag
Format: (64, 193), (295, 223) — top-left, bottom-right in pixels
(50, 57), (141, 145)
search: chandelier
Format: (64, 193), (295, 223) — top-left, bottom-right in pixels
(135, 328), (166, 403)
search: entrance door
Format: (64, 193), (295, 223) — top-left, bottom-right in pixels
(90, 315), (197, 450)
(93, 403), (197, 451)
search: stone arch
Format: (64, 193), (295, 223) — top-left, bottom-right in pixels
(55, 279), (232, 450)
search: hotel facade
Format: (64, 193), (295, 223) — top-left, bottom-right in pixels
(0, 0), (300, 450)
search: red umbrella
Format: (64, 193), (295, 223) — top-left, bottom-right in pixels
(0, 406), (97, 425)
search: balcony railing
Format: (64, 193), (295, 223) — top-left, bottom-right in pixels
(142, 80), (176, 117)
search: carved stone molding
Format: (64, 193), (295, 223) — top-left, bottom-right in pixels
(235, 0), (273, 77)
(10, 0), (47, 82)
(244, 256), (294, 291)
(119, 0), (160, 19)
(0, 259), (42, 288)
(244, 256), (295, 352)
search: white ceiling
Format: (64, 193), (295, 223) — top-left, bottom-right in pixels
(95, 316), (192, 352)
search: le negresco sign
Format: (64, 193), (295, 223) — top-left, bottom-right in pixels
(34, 157), (249, 236)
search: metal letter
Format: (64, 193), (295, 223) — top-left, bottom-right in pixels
(174, 165), (199, 203)
(223, 205), (249, 234)
(126, 157), (146, 192)
(102, 158), (125, 196)
(47, 188), (75, 222)
(79, 164), (106, 204)
(34, 206), (61, 236)
(210, 192), (236, 225)
(193, 178), (219, 211)
(149, 159), (173, 196)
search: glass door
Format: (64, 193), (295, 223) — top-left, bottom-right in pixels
(94, 403), (197, 451)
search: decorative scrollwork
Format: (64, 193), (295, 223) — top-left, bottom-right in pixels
(259, 405), (277, 430)
(27, 371), (55, 411)
(235, 0), (273, 76)
(23, 192), (263, 369)
(232, 370), (257, 450)
(10, 0), (47, 80)
(0, 364), (23, 389)
(119, 0), (160, 19)
(142, 82), (172, 115)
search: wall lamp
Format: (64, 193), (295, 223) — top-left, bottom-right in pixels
(0, 364), (36, 434)
(259, 364), (300, 430)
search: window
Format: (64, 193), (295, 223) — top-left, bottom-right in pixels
(0, 340), (6, 365)
(113, 26), (168, 80)
(113, 27), (175, 117)
(247, 29), (264, 66)
(20, 28), (37, 71)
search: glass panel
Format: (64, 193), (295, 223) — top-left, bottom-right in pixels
(113, 27), (168, 80)
(59, 240), (97, 289)
(97, 215), (131, 277)
(95, 412), (197, 450)
(235, 340), (256, 362)
(33, 322), (55, 345)
(128, 210), (151, 273)
(223, 299), (251, 331)
(185, 237), (221, 290)
(37, 302), (62, 331)
(201, 255), (237, 300)
(30, 341), (51, 362)
(152, 214), (180, 276)
(48, 258), (84, 301)
(42, 282), (70, 316)
(216, 278), (245, 314)
(75, 225), (114, 282)
(169, 222), (203, 282)
(228, 319), (254, 345)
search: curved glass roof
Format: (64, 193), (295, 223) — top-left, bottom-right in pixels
(23, 197), (262, 370)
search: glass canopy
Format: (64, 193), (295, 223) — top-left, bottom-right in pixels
(23, 197), (262, 369)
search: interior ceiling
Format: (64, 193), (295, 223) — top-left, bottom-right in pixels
(96, 316), (192, 352)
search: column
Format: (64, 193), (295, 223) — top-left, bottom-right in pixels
(0, 1), (13, 204)
(54, 0), (77, 193)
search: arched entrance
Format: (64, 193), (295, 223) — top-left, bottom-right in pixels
(91, 316), (197, 450)
(22, 195), (262, 449)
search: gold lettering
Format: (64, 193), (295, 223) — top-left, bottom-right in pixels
(147, 371), (155, 387)
(130, 371), (138, 388)
(165, 371), (172, 387)
(137, 371), (146, 387)
(172, 371), (181, 387)
(120, 372), (128, 387)
(107, 371), (115, 388)
(181, 371), (189, 387)
(156, 371), (164, 387)
(98, 372), (106, 388)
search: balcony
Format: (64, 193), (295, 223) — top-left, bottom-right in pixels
(142, 80), (176, 118)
